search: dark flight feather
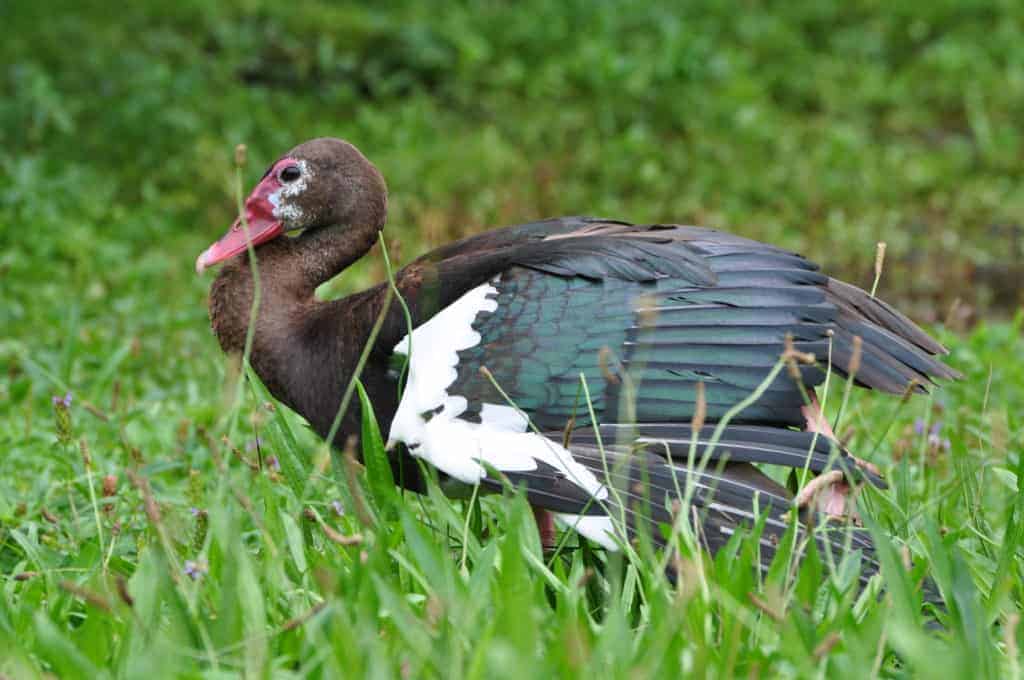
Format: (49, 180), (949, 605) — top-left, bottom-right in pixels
(434, 221), (954, 430)
(483, 425), (881, 586)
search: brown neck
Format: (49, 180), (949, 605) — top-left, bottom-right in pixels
(206, 200), (386, 438)
(208, 220), (381, 348)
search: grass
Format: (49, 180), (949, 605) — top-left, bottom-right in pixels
(3, 2), (1024, 677)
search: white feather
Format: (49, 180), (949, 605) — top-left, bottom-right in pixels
(387, 281), (609, 504)
(479, 403), (529, 431)
(555, 514), (619, 550)
(388, 283), (497, 446)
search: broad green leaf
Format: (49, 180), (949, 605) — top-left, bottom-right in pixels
(357, 379), (398, 517)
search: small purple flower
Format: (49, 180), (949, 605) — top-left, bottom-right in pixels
(930, 421), (943, 436)
(183, 559), (208, 581)
(942, 438), (951, 452)
(246, 437), (263, 452)
(52, 392), (74, 444)
(913, 419), (925, 435)
(266, 456), (280, 472)
(189, 507), (202, 517)
(331, 500), (345, 517)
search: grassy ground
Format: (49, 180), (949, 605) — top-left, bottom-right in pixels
(3, 2), (1024, 677)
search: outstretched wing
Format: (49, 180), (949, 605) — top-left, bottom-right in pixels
(382, 218), (954, 580)
(401, 224), (955, 434)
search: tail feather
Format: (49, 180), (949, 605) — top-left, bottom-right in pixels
(825, 277), (956, 362)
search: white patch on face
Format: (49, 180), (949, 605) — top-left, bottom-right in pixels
(269, 159), (311, 225)
(387, 280), (610, 509)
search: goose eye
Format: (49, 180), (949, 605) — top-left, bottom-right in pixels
(278, 165), (301, 183)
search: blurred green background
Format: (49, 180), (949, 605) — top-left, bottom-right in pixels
(6, 1), (1024, 332)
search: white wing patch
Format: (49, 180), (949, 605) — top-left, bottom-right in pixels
(555, 514), (619, 550)
(389, 282), (498, 446)
(387, 281), (610, 511)
(479, 403), (528, 431)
